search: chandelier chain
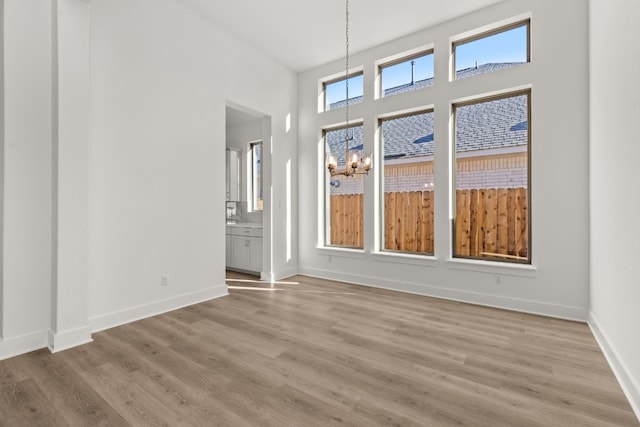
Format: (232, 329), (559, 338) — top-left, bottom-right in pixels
(345, 0), (349, 146)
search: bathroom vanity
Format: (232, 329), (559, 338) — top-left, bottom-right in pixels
(225, 223), (263, 274)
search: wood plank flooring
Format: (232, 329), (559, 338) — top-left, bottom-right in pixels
(0, 271), (637, 426)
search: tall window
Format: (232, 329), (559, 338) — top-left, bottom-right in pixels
(324, 124), (364, 249)
(379, 51), (434, 98)
(250, 141), (263, 211)
(453, 20), (530, 80)
(380, 111), (435, 255)
(453, 91), (530, 263)
(324, 72), (364, 112)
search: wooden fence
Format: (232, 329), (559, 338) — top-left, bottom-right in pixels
(329, 188), (528, 260)
(330, 193), (364, 248)
(455, 188), (528, 260)
(384, 191), (434, 254)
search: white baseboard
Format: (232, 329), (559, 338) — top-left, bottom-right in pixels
(258, 268), (299, 282)
(589, 313), (640, 423)
(260, 271), (274, 282)
(47, 325), (93, 353)
(0, 330), (48, 361)
(272, 267), (300, 282)
(298, 266), (587, 321)
(90, 284), (228, 333)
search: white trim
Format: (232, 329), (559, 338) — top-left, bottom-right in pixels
(589, 312), (640, 423)
(450, 83), (533, 107)
(90, 284), (228, 333)
(446, 258), (537, 277)
(377, 104), (435, 122)
(298, 266), (586, 321)
(260, 271), (274, 282)
(449, 12), (533, 44)
(47, 325), (93, 353)
(0, 330), (48, 361)
(316, 246), (366, 259)
(370, 251), (439, 268)
(270, 267), (300, 282)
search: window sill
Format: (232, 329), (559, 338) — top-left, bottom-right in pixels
(446, 258), (537, 278)
(316, 246), (366, 260)
(371, 251), (439, 267)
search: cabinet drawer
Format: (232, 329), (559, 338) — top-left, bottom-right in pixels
(230, 227), (263, 237)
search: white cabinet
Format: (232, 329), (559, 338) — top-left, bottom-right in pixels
(226, 226), (262, 274)
(226, 148), (241, 201)
(248, 236), (262, 272)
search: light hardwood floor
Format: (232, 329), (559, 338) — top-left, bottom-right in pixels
(0, 272), (637, 426)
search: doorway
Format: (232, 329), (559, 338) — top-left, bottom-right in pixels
(224, 103), (270, 279)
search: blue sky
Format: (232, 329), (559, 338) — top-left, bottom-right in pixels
(326, 23), (527, 106)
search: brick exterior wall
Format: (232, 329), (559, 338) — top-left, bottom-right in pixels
(456, 153), (527, 190)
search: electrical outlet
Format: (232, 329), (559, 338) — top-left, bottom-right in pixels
(161, 275), (169, 287)
(495, 274), (502, 285)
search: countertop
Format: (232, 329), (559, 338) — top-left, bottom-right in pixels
(225, 222), (263, 229)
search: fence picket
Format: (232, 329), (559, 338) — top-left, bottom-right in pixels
(385, 192), (395, 250)
(484, 189), (498, 255)
(456, 190), (470, 256)
(497, 188), (508, 254)
(470, 189), (479, 256)
(516, 187), (528, 258)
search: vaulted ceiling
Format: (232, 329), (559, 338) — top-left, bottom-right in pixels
(174, 0), (506, 72)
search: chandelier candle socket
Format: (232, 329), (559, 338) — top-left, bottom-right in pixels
(327, 0), (372, 177)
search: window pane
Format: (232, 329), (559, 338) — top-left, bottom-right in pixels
(251, 141), (263, 211)
(454, 92), (530, 263)
(381, 52), (434, 97)
(325, 124), (364, 249)
(454, 21), (529, 80)
(381, 111), (434, 255)
(325, 73), (364, 111)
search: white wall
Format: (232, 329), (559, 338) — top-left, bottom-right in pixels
(1, 0), (53, 357)
(227, 118), (262, 152)
(1, 0), (298, 358)
(589, 0), (640, 419)
(298, 0), (591, 320)
(88, 0), (298, 329)
(0, 0), (4, 340)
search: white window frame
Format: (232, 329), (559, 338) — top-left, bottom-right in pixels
(451, 89), (532, 265)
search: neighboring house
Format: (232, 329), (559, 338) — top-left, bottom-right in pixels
(327, 63), (528, 195)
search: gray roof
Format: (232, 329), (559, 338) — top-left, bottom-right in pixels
(456, 62), (522, 79)
(327, 63), (527, 164)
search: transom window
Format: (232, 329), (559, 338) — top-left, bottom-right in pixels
(324, 72), (364, 112)
(379, 51), (434, 98)
(453, 20), (530, 80)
